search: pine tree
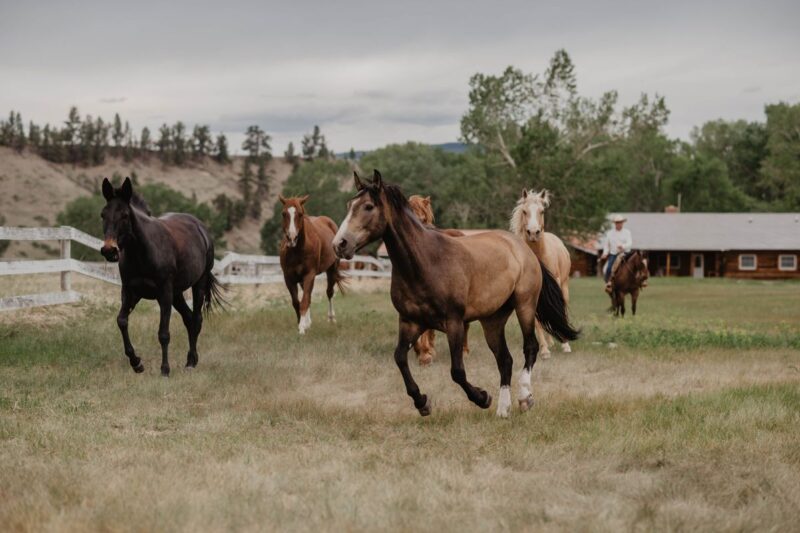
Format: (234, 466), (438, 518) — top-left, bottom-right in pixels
(239, 160), (254, 202)
(284, 141), (297, 164)
(93, 117), (108, 165)
(301, 125), (327, 160)
(157, 124), (172, 163)
(214, 133), (230, 164)
(28, 121), (41, 148)
(255, 158), (271, 200)
(112, 113), (124, 154)
(348, 147), (356, 160)
(192, 124), (212, 159)
(172, 121), (187, 165)
(78, 114), (95, 164)
(242, 125), (272, 161)
(0, 111), (14, 145)
(12, 112), (26, 153)
(64, 107), (81, 164)
(140, 126), (152, 156)
(123, 124), (135, 162)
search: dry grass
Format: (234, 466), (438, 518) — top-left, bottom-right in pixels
(1, 277), (799, 532)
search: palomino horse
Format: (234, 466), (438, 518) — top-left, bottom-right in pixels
(279, 195), (345, 334)
(407, 195), (469, 366)
(100, 177), (224, 376)
(609, 250), (649, 317)
(510, 189), (573, 357)
(333, 171), (578, 418)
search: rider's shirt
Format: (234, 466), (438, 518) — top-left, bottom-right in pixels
(603, 228), (633, 255)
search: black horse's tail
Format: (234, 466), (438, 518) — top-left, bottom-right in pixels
(203, 270), (228, 315)
(536, 266), (580, 342)
(333, 259), (349, 295)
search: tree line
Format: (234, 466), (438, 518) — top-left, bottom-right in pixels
(261, 50), (800, 252)
(0, 107), (232, 166)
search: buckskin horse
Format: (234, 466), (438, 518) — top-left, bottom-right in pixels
(333, 170), (578, 418)
(609, 250), (649, 317)
(100, 177), (224, 376)
(278, 194), (345, 334)
(407, 194), (470, 366)
(510, 189), (573, 357)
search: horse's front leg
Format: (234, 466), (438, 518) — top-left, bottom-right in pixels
(117, 288), (143, 373)
(298, 273), (316, 334)
(447, 319), (492, 410)
(394, 318), (429, 415)
(156, 285), (174, 376)
(631, 288), (639, 316)
(284, 276), (301, 323)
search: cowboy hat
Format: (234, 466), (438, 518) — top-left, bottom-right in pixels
(611, 214), (627, 223)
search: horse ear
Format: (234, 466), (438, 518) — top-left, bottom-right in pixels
(372, 169), (383, 188)
(424, 196), (431, 205)
(102, 178), (114, 201)
(540, 189), (551, 207)
(120, 177), (133, 203)
(353, 171), (365, 191)
(522, 189), (528, 199)
(279, 194), (287, 205)
(299, 194), (310, 205)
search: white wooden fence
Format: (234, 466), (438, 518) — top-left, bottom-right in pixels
(0, 226), (391, 311)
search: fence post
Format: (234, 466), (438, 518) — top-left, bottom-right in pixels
(60, 238), (71, 291)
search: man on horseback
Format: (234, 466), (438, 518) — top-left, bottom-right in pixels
(601, 214), (632, 293)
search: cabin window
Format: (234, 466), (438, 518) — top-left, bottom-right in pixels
(738, 254), (757, 271)
(779, 254), (797, 271)
(664, 254), (680, 269)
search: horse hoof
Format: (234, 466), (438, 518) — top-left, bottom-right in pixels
(133, 363), (145, 373)
(161, 368), (170, 377)
(541, 351), (552, 360)
(417, 396), (432, 417)
(562, 344), (572, 353)
(479, 391), (492, 410)
(518, 395), (535, 412)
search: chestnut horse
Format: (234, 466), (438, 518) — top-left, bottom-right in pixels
(100, 177), (224, 376)
(609, 250), (649, 317)
(407, 195), (469, 366)
(510, 189), (573, 358)
(333, 171), (578, 418)
(279, 195), (345, 334)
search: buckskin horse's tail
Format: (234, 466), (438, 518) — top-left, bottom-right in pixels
(536, 266), (580, 342)
(203, 269), (228, 315)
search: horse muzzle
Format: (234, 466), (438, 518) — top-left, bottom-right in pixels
(332, 235), (355, 260)
(100, 239), (119, 262)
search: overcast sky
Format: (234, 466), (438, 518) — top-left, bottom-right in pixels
(1, 0), (798, 153)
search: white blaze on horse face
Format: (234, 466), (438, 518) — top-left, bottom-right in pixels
(287, 207), (298, 245)
(525, 201), (544, 241)
(497, 385), (511, 418)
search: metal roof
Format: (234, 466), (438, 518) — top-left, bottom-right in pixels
(610, 213), (800, 252)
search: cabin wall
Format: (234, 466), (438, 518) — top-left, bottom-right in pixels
(569, 249), (598, 278)
(721, 250), (800, 279)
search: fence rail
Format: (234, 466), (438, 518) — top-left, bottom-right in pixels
(0, 226), (391, 311)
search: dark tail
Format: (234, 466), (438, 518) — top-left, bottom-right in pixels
(536, 266), (580, 342)
(333, 259), (348, 295)
(203, 270), (228, 315)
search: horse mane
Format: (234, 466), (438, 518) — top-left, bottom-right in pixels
(130, 192), (152, 216)
(366, 182), (415, 227)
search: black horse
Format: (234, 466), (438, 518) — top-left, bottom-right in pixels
(100, 177), (224, 376)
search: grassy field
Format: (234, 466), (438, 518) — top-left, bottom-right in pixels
(1, 276), (799, 532)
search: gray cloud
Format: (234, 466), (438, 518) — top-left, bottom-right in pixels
(1, 0), (798, 151)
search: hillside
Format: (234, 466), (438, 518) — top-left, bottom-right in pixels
(0, 147), (293, 258)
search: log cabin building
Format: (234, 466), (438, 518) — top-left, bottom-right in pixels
(569, 212), (800, 280)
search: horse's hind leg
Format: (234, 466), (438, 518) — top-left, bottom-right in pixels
(619, 292), (626, 317)
(534, 319), (551, 359)
(515, 294), (540, 412)
(325, 268), (336, 323)
(447, 319), (492, 410)
(174, 290), (201, 368)
(631, 288), (639, 316)
(117, 289), (143, 373)
(560, 283), (572, 353)
(394, 318), (430, 415)
(480, 308), (514, 418)
(156, 284), (174, 377)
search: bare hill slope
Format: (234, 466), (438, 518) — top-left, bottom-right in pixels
(0, 147), (293, 257)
